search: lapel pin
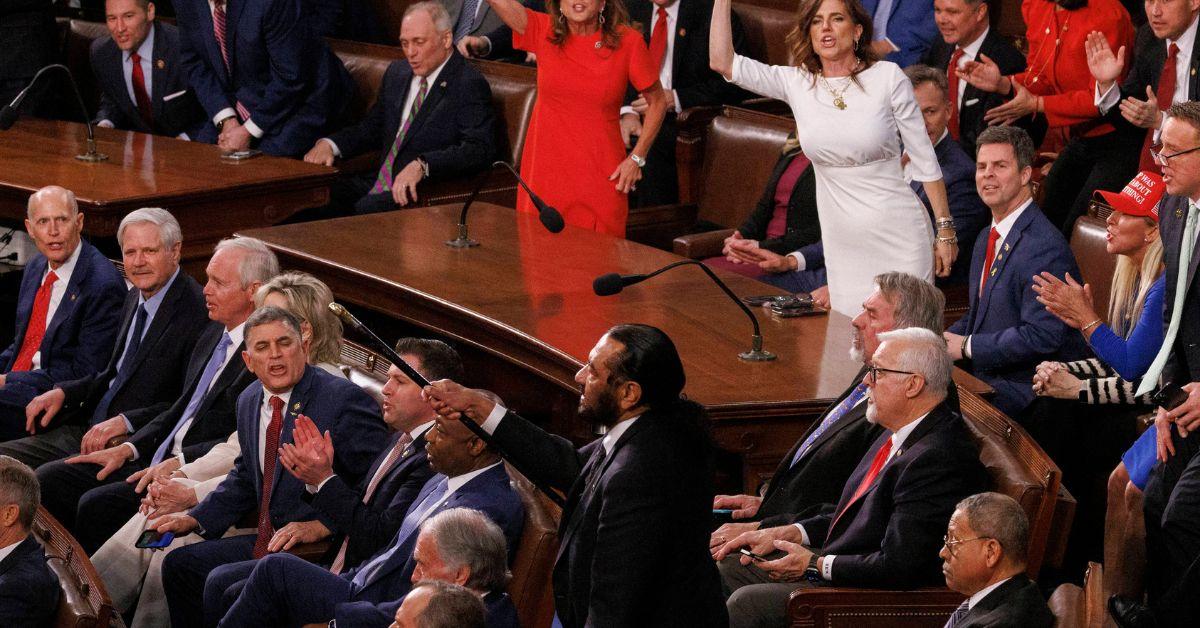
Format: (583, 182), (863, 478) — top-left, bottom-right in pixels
(1192, 67), (1197, 76)
(678, 28), (686, 37)
(156, 59), (166, 70)
(990, 267), (997, 276)
(292, 402), (301, 411)
(70, 293), (77, 301)
(440, 81), (447, 88)
(995, 254), (1002, 261)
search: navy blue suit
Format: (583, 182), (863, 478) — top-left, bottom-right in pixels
(353, 589), (520, 628)
(162, 365), (388, 628)
(0, 241), (125, 436)
(214, 464), (524, 627)
(861, 0), (938, 68)
(947, 203), (1088, 416)
(0, 535), (59, 627)
(174, 0), (354, 156)
(90, 22), (212, 140)
(915, 134), (990, 287)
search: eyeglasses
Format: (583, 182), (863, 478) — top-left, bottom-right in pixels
(867, 365), (917, 384)
(942, 534), (991, 557)
(1150, 143), (1200, 166)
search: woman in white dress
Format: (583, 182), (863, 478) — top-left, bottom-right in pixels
(710, 0), (958, 316)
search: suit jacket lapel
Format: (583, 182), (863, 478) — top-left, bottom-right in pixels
(119, 277), (183, 376)
(226, 0), (246, 73)
(398, 55), (459, 154)
(106, 291), (140, 376)
(11, 257), (46, 353)
(1188, 28), (1200, 100)
(975, 209), (1031, 330)
(151, 23), (169, 122)
(792, 367), (869, 467)
(193, 339), (247, 421)
(42, 248), (91, 345)
(248, 385), (266, 496)
(671, 2), (690, 72)
(269, 366), (314, 506)
(199, 4), (228, 85)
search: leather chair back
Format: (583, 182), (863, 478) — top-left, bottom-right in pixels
(473, 59), (538, 166)
(330, 39), (407, 124)
(65, 20), (111, 113)
(33, 506), (115, 628)
(696, 107), (794, 230)
(1070, 215), (1116, 323)
(505, 463), (561, 628)
(366, 0), (415, 45)
(732, 2), (796, 66)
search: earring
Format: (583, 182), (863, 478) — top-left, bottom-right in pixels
(854, 38), (860, 51)
(599, 6), (606, 25)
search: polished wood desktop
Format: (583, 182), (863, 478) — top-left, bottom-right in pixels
(0, 118), (335, 271)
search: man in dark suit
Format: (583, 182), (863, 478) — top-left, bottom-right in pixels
(863, 0), (938, 68)
(92, 0), (211, 140)
(0, 456), (59, 627)
(0, 0), (56, 108)
(173, 0), (354, 157)
(944, 126), (1087, 417)
(940, 492), (1053, 628)
(1110, 103), (1200, 628)
(717, 328), (989, 628)
(208, 404), (523, 627)
(0, 187), (125, 440)
(448, 0), (530, 62)
(921, 0), (1031, 157)
(621, 0), (747, 206)
(425, 323), (728, 628)
(34, 237), (279, 553)
(710, 272), (944, 545)
(304, 1), (496, 215)
(393, 580), (487, 628)
(0, 208), (209, 470)
(155, 306), (389, 628)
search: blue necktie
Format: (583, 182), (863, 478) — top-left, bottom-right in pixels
(92, 304), (148, 424)
(944, 600), (970, 628)
(351, 475), (450, 590)
(453, 0), (481, 41)
(151, 333), (233, 465)
(790, 383), (867, 467)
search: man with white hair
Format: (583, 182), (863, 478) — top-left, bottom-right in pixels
(0, 208), (208, 475)
(0, 186), (125, 439)
(717, 328), (989, 628)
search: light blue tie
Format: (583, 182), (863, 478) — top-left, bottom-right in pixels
(944, 600), (970, 628)
(872, 0), (894, 44)
(453, 0), (481, 42)
(1136, 203), (1199, 396)
(351, 475), (449, 590)
(791, 383), (867, 467)
(152, 333), (233, 465)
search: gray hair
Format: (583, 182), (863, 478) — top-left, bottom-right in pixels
(0, 456), (39, 531)
(26, 185), (79, 220)
(977, 125), (1035, 171)
(875, 327), (951, 399)
(875, 272), (945, 333)
(117, 207), (181, 251)
(404, 1), (453, 33)
(213, 237), (280, 288)
(955, 492), (1030, 564)
(410, 580), (486, 628)
(420, 508), (511, 592)
(244, 306), (303, 343)
(904, 64), (949, 99)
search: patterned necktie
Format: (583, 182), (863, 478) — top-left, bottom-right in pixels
(12, 270), (58, 372)
(649, 7), (669, 71)
(212, 0), (251, 122)
(151, 333), (233, 465)
(252, 395), (285, 559)
(329, 432), (413, 574)
(791, 383), (867, 467)
(1140, 43), (1180, 173)
(827, 435), (893, 544)
(453, 0), (481, 42)
(371, 78), (429, 194)
(944, 600), (971, 628)
(130, 52), (153, 127)
(1137, 202), (1200, 396)
(979, 227), (1000, 297)
(947, 48), (964, 140)
(93, 304), (148, 424)
(352, 475), (450, 590)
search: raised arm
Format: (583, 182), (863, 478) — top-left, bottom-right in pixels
(710, 0), (735, 79)
(485, 0), (529, 35)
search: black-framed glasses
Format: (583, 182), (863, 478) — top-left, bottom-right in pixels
(942, 534), (991, 557)
(1150, 143), (1200, 166)
(867, 365), (917, 384)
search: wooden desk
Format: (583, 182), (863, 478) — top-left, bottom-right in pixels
(241, 203), (866, 489)
(0, 118), (335, 273)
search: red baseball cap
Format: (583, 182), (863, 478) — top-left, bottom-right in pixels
(1096, 171), (1164, 223)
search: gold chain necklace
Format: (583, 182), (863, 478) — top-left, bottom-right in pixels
(817, 62), (860, 110)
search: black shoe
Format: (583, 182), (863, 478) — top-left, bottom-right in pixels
(1109, 594), (1157, 628)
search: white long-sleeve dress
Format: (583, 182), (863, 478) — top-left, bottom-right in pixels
(730, 55), (942, 316)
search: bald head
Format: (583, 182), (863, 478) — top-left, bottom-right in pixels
(25, 186), (83, 269)
(26, 186), (79, 221)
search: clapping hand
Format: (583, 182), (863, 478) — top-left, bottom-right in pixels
(1032, 271), (1098, 331)
(266, 520), (331, 553)
(959, 54), (1005, 93)
(984, 82), (1038, 126)
(1120, 86), (1163, 129)
(1085, 31), (1125, 88)
(279, 415), (335, 487)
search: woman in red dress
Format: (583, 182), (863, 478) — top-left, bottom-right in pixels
(487, 0), (668, 237)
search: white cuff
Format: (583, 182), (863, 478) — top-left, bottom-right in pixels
(320, 138), (342, 158)
(792, 523), (810, 546)
(213, 108), (237, 127)
(124, 441), (140, 461)
(479, 36), (493, 57)
(97, 119), (114, 129)
(307, 474), (336, 494)
(121, 415), (133, 433)
(620, 106), (636, 117)
(243, 118), (264, 139)
(964, 335), (973, 360)
(178, 133), (191, 141)
(820, 555), (835, 580)
(1095, 82), (1120, 114)
(788, 252), (807, 272)
(671, 89), (682, 113)
(480, 403), (507, 435)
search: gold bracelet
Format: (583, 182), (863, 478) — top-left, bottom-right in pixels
(1080, 319), (1103, 333)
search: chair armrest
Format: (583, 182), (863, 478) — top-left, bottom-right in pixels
(627, 203), (699, 250)
(677, 105), (724, 135)
(952, 367), (994, 399)
(338, 152), (381, 176)
(787, 587), (964, 628)
(285, 539), (333, 563)
(673, 229), (734, 259)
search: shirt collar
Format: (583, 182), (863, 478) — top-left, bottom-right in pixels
(991, 197), (1033, 242)
(409, 420), (435, 442)
(1171, 15), (1199, 60)
(657, 0), (681, 21)
(446, 460), (502, 494)
(139, 267), (180, 318)
(968, 576), (1013, 610)
(123, 23), (156, 64)
(261, 387), (293, 407)
(45, 237), (83, 280)
(958, 25), (989, 60)
(601, 414), (641, 456)
(0, 536), (23, 564)
(417, 55), (452, 89)
(888, 410), (929, 453)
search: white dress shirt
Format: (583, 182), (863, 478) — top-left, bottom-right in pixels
(953, 27), (989, 113)
(257, 387), (292, 474)
(964, 198), (1031, 358)
(123, 25), (155, 104)
(620, 0), (683, 116)
(968, 576), (1013, 610)
(0, 537), (22, 564)
(1096, 15), (1197, 123)
(30, 241), (82, 370)
(167, 322), (245, 460)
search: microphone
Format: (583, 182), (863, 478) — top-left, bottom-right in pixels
(0, 64), (108, 162)
(446, 161), (566, 248)
(593, 261), (777, 361)
(328, 302), (567, 507)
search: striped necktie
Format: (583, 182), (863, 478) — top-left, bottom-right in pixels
(371, 78), (429, 194)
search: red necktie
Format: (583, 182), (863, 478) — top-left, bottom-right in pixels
(1140, 43), (1179, 173)
(12, 271), (59, 372)
(212, 0), (252, 123)
(649, 7), (668, 71)
(252, 395), (285, 559)
(947, 48), (965, 140)
(827, 436), (893, 544)
(979, 227), (1000, 297)
(329, 432), (413, 574)
(129, 51), (153, 128)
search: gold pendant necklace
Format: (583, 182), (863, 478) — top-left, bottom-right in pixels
(819, 74), (852, 110)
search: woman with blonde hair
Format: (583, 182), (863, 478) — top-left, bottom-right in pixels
(255, 271), (344, 372)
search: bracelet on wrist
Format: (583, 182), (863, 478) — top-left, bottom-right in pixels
(935, 217), (955, 230)
(1080, 319), (1103, 334)
(629, 153), (646, 168)
(937, 235), (958, 244)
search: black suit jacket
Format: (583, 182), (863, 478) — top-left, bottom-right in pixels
(90, 22), (211, 140)
(922, 30), (1030, 156)
(0, 535), (59, 627)
(310, 428), (435, 569)
(1157, 195), (1200, 386)
(55, 272), (208, 430)
(124, 321), (253, 463)
(327, 53), (497, 183)
(958, 574), (1054, 628)
(735, 148), (822, 257)
(797, 402), (988, 588)
(1106, 25), (1200, 144)
(490, 404), (727, 628)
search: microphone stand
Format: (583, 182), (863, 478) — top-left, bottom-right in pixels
(446, 161), (565, 248)
(328, 303), (567, 507)
(0, 64), (108, 162)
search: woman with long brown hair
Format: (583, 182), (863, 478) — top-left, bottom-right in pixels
(484, 0), (667, 237)
(710, 0), (957, 316)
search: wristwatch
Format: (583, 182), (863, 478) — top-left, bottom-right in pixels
(804, 554), (823, 582)
(629, 153), (646, 168)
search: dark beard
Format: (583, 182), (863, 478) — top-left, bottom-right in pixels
(578, 386), (622, 428)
